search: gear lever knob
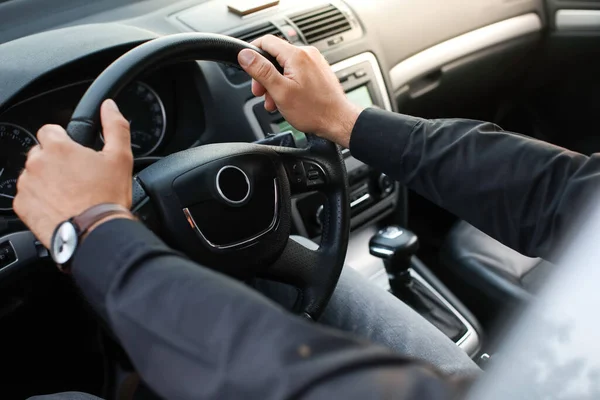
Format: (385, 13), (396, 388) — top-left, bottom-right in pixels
(369, 226), (419, 274)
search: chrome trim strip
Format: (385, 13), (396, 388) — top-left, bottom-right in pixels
(182, 178), (279, 250)
(389, 13), (543, 91)
(350, 193), (370, 208)
(556, 10), (600, 31)
(215, 165), (251, 205)
(369, 246), (394, 257)
(331, 52), (393, 112)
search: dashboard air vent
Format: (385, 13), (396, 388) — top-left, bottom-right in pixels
(234, 23), (285, 43)
(290, 4), (351, 44)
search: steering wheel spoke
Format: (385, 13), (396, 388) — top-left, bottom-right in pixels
(262, 238), (330, 320)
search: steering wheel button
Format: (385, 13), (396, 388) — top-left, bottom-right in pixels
(292, 162), (303, 176)
(0, 242), (16, 269)
(307, 179), (324, 187)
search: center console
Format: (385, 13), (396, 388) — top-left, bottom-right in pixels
(245, 52), (399, 238)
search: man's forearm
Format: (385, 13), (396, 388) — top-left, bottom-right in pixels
(350, 108), (600, 260)
(72, 219), (464, 399)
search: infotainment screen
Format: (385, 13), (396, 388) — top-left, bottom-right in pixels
(345, 85), (373, 109)
(274, 85), (374, 138)
(276, 119), (306, 143)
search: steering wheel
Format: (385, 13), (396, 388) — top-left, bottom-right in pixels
(65, 33), (350, 320)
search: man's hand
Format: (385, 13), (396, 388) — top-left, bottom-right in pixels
(238, 35), (363, 148)
(14, 99), (134, 248)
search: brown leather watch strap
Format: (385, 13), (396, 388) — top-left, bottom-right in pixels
(73, 203), (132, 237)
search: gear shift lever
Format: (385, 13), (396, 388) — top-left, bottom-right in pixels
(369, 226), (419, 293)
(369, 226), (468, 343)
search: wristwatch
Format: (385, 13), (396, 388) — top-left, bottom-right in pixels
(50, 203), (132, 272)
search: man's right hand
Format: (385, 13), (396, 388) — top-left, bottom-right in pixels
(237, 35), (363, 148)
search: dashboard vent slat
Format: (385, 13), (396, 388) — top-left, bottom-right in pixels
(290, 4), (352, 44)
(233, 23), (285, 43)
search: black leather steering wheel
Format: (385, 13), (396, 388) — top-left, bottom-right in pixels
(65, 33), (350, 320)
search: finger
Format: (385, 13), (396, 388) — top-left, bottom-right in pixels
(252, 79), (267, 97)
(264, 93), (277, 113)
(238, 49), (288, 97)
(24, 145), (42, 171)
(100, 99), (131, 155)
(27, 144), (42, 158)
(37, 125), (71, 148)
(251, 35), (297, 67)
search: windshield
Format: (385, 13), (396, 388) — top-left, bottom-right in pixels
(0, 0), (163, 45)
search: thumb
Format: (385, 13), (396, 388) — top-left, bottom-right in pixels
(101, 99), (131, 155)
(238, 49), (286, 96)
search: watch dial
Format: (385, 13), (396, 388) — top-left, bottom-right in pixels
(51, 221), (78, 265)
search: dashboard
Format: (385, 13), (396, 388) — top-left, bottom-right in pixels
(0, 0), (546, 262)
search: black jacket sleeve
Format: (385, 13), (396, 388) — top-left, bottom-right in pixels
(72, 218), (464, 400)
(350, 108), (600, 260)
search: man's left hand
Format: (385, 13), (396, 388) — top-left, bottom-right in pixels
(14, 99), (134, 248)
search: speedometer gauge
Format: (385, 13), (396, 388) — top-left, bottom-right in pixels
(0, 123), (38, 211)
(114, 81), (166, 157)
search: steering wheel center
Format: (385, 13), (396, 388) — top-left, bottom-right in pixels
(216, 165), (251, 205)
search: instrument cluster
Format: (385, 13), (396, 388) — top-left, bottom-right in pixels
(0, 79), (169, 213)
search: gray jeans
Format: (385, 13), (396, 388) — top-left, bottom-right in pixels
(29, 266), (479, 399)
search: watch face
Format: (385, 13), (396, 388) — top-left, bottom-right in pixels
(51, 221), (79, 265)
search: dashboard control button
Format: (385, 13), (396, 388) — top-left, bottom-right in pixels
(354, 69), (367, 78)
(327, 36), (344, 46)
(378, 173), (394, 196)
(338, 73), (351, 83)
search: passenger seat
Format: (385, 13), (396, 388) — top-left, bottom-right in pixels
(441, 221), (555, 305)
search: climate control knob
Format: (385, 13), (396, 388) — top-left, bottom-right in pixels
(378, 173), (394, 196)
